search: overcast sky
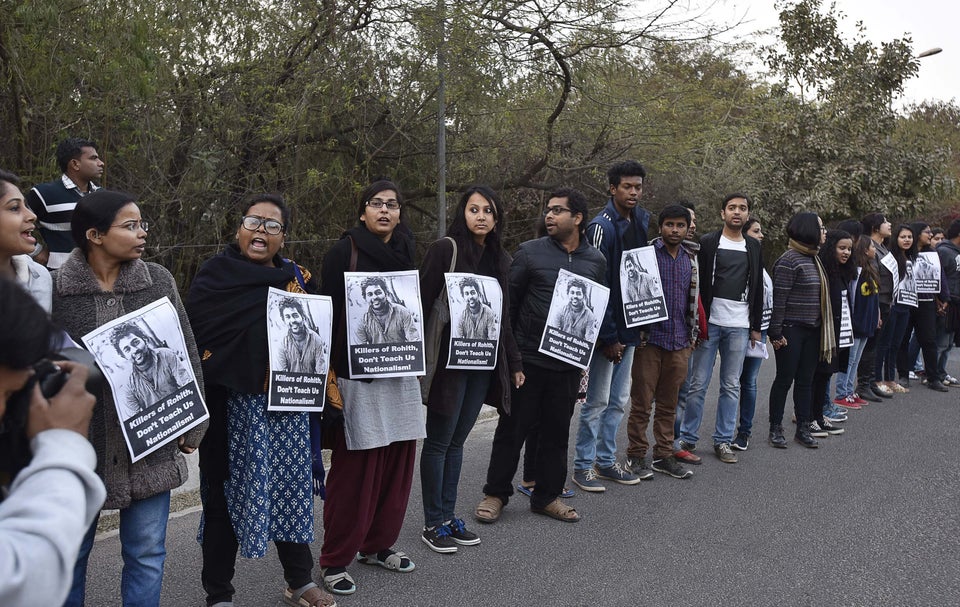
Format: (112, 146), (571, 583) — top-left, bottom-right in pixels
(704, 0), (953, 106)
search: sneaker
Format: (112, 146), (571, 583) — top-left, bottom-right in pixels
(677, 440), (697, 452)
(652, 456), (693, 479)
(624, 457), (655, 480)
(714, 443), (738, 464)
(835, 395), (861, 410)
(908, 371), (919, 380)
(808, 421), (829, 438)
(421, 524), (458, 553)
(572, 468), (606, 492)
(673, 449), (702, 465)
(944, 374), (960, 386)
(850, 393), (868, 405)
(820, 419), (845, 435)
(446, 517), (481, 546)
(731, 433), (749, 451)
(595, 462), (641, 485)
(824, 410), (848, 423)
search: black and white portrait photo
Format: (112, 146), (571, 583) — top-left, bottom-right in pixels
(915, 251), (942, 293)
(265, 288), (333, 411)
(619, 246), (668, 327)
(445, 273), (502, 370)
(538, 268), (609, 369)
(81, 297), (208, 462)
(344, 270), (425, 378)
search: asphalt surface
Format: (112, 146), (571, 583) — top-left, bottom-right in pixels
(84, 354), (960, 606)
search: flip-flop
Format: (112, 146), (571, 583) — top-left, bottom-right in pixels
(530, 499), (580, 523)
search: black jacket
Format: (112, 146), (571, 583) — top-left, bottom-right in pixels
(509, 236), (607, 371)
(697, 230), (764, 334)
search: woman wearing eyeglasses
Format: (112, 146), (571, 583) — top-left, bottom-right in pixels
(51, 190), (208, 607)
(186, 194), (336, 607)
(317, 179), (424, 596)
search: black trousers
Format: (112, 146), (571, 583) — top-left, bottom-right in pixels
(483, 363), (579, 510)
(897, 300), (938, 379)
(769, 325), (820, 425)
(200, 475), (313, 605)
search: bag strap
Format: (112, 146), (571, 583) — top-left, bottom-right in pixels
(445, 236), (457, 273)
(349, 236), (358, 272)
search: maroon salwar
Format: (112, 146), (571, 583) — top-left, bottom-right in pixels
(319, 425), (417, 568)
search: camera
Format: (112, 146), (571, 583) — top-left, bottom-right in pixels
(0, 348), (103, 491)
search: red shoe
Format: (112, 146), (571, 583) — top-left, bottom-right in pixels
(850, 393), (868, 406)
(834, 396), (860, 410)
(674, 449), (702, 465)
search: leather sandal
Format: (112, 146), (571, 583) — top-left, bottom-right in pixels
(530, 498), (580, 523)
(475, 495), (503, 523)
(283, 582), (337, 607)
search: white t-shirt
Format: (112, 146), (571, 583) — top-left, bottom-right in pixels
(709, 235), (750, 328)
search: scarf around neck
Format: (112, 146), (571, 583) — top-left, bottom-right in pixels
(788, 239), (835, 363)
(185, 243), (311, 393)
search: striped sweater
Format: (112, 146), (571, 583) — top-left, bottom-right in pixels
(769, 249), (822, 341)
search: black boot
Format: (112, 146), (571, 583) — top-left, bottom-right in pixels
(794, 422), (819, 449)
(769, 424), (787, 449)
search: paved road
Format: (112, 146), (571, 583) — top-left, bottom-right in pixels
(84, 355), (960, 606)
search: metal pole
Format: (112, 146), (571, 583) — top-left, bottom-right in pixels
(436, 0), (447, 238)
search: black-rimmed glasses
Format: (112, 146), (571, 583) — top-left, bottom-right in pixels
(241, 215), (284, 235)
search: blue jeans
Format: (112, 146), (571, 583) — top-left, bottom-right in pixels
(677, 323), (749, 447)
(65, 491), (171, 607)
(737, 329), (767, 438)
(421, 371), (491, 526)
(573, 346), (634, 470)
(836, 336), (868, 398)
(936, 320), (955, 380)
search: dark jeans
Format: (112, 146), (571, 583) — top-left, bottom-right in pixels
(769, 324), (820, 425)
(857, 303), (887, 389)
(200, 476), (312, 605)
(812, 370), (834, 423)
(875, 304), (911, 382)
(483, 363), (579, 509)
(420, 371), (492, 526)
(900, 300), (939, 379)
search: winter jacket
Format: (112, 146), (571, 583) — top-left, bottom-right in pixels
(696, 230), (765, 333)
(52, 250), (206, 509)
(585, 199), (649, 346)
(509, 235), (607, 371)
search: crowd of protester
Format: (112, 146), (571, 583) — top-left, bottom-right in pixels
(1, 142), (958, 606)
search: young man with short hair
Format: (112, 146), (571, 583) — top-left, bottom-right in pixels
(572, 161), (650, 491)
(477, 188), (606, 523)
(626, 205), (700, 480)
(676, 194), (763, 464)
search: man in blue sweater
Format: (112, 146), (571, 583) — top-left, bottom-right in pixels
(571, 160), (650, 491)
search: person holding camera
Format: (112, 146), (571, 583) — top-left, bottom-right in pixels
(51, 189), (206, 607)
(0, 279), (105, 605)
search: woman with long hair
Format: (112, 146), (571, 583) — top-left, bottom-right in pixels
(860, 213), (895, 399)
(767, 212), (834, 449)
(810, 229), (857, 436)
(53, 190), (207, 607)
(834, 235), (881, 410)
(418, 185), (524, 553)
(186, 194), (336, 607)
(874, 225), (917, 394)
(318, 179), (424, 596)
